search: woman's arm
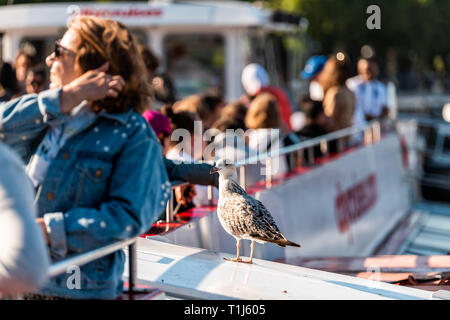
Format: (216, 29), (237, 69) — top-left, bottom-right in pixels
(0, 63), (125, 160)
(164, 158), (219, 188)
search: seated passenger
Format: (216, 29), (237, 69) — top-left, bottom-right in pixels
(139, 45), (177, 109)
(143, 109), (218, 214)
(142, 109), (172, 156)
(210, 115), (249, 163)
(173, 93), (223, 130)
(296, 98), (339, 162)
(296, 97), (328, 139)
(162, 104), (215, 208)
(0, 16), (169, 299)
(25, 65), (47, 94)
(241, 63), (294, 132)
(217, 100), (247, 130)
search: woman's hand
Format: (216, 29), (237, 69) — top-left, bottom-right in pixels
(60, 62), (125, 114)
(36, 218), (50, 245)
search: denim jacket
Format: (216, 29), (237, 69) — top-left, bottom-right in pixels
(0, 89), (170, 299)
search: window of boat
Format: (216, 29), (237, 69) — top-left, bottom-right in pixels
(443, 136), (450, 154)
(244, 30), (306, 110)
(163, 33), (225, 99)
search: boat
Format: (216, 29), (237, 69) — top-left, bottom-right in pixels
(46, 119), (450, 300)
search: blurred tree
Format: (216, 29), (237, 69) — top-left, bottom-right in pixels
(2, 0), (448, 89)
(0, 0), (123, 4)
(262, 0), (450, 89)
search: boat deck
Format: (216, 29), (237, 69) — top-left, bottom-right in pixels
(123, 238), (437, 300)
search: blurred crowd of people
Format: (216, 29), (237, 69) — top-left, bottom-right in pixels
(0, 51), (48, 102)
(0, 15), (390, 300)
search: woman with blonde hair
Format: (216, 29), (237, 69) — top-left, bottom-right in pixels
(317, 55), (355, 131)
(0, 16), (169, 299)
(245, 92), (289, 177)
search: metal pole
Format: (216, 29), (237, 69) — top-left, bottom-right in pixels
(207, 185), (214, 206)
(240, 165), (246, 190)
(373, 122), (381, 142)
(128, 242), (137, 294)
(337, 137), (344, 153)
(266, 158), (272, 188)
(364, 127), (373, 145)
(289, 151), (296, 172)
(307, 146), (314, 165)
(165, 190), (174, 232)
(320, 140), (328, 156)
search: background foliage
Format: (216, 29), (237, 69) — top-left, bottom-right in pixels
(1, 0), (449, 90)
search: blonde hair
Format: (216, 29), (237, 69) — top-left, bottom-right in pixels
(245, 93), (280, 129)
(173, 94), (220, 125)
(69, 16), (151, 114)
(317, 55), (352, 93)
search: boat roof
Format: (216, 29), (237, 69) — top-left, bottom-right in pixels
(0, 1), (297, 31)
(124, 238), (436, 300)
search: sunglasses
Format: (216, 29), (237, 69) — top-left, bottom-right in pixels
(54, 40), (75, 58)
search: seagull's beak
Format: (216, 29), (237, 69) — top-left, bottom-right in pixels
(210, 166), (219, 174)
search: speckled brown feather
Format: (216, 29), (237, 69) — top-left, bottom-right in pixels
(217, 179), (300, 247)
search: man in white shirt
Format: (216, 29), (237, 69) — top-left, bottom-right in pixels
(349, 58), (389, 127)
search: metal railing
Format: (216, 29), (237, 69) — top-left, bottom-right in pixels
(47, 238), (137, 278)
(44, 119), (388, 296)
(45, 180), (191, 296)
(162, 180), (189, 226)
(234, 120), (384, 190)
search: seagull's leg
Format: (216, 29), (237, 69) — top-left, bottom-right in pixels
(224, 239), (243, 262)
(242, 240), (255, 264)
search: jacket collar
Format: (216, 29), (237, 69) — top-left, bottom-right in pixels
(98, 108), (134, 125)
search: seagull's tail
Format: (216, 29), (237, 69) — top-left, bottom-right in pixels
(263, 237), (301, 248)
(277, 239), (301, 248)
(251, 234), (301, 248)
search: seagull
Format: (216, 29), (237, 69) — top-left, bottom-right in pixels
(210, 159), (300, 264)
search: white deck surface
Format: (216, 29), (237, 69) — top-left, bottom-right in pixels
(123, 238), (435, 300)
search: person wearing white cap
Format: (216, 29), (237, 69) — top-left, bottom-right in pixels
(241, 63), (293, 132)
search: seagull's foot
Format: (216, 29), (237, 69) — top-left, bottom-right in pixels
(224, 257), (242, 262)
(224, 257), (253, 264)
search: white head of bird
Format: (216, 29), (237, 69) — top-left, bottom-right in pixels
(210, 159), (237, 180)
